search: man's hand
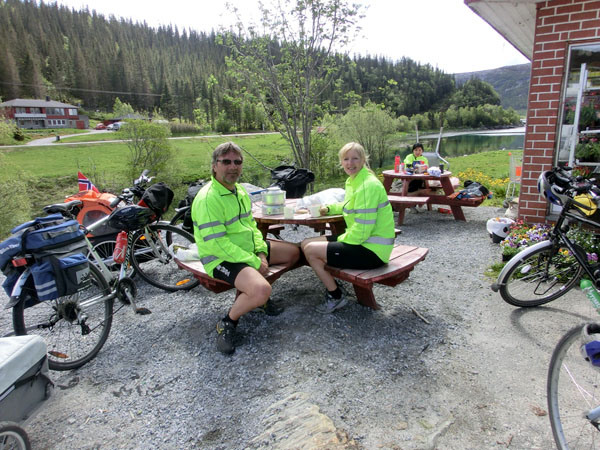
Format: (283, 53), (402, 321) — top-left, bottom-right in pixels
(258, 252), (269, 275)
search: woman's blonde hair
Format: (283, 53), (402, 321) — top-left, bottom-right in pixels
(338, 142), (372, 172)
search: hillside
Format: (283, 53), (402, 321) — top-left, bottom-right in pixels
(0, 0), (454, 127)
(455, 63), (531, 111)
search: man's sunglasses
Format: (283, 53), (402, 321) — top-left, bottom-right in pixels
(216, 159), (243, 166)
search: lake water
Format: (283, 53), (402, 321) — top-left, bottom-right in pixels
(389, 128), (525, 162)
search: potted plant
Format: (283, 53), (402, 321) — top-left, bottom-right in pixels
(576, 136), (600, 162)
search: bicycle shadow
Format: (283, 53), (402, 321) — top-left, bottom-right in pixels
(509, 303), (594, 352)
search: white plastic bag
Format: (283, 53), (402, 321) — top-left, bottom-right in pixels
(296, 188), (345, 209)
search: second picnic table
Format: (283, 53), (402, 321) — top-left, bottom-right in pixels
(382, 170), (485, 225)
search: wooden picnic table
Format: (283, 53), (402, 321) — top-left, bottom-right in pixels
(175, 200), (428, 310)
(382, 170), (484, 225)
(251, 199), (347, 239)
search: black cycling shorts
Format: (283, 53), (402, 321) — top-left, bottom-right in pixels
(325, 235), (384, 270)
(213, 241), (271, 285)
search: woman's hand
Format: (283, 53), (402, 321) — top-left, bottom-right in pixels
(319, 205), (330, 216)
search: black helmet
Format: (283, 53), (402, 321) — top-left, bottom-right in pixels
(107, 205), (155, 232)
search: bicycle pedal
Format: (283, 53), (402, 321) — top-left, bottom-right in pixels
(135, 307), (152, 315)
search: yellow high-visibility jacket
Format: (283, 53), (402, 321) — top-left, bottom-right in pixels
(191, 177), (268, 277)
(327, 167), (395, 263)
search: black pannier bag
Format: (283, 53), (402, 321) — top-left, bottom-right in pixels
(177, 181), (205, 235)
(270, 165), (315, 198)
(141, 182), (174, 217)
(0, 214), (89, 299)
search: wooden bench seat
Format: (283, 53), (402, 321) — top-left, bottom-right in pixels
(387, 195), (429, 207)
(174, 258), (297, 294)
(388, 195), (430, 226)
(268, 224), (285, 239)
(324, 244), (428, 310)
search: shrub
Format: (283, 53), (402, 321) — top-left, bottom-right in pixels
(170, 122), (201, 136)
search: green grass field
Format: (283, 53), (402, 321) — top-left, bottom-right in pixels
(0, 133), (519, 216)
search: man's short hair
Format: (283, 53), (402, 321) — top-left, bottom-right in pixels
(211, 142), (243, 176)
(412, 143), (424, 151)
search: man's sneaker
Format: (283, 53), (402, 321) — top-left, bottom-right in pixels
(315, 292), (348, 314)
(253, 298), (284, 316)
(216, 319), (236, 355)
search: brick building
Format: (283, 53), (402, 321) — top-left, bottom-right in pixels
(0, 98), (88, 130)
(466, 0), (600, 223)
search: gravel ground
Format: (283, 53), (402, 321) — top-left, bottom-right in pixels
(1, 205), (596, 449)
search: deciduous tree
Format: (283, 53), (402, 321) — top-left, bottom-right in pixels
(338, 102), (397, 168)
(224, 0), (363, 170)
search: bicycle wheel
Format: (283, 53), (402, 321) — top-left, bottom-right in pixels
(548, 323), (600, 449)
(498, 244), (582, 307)
(130, 223), (199, 291)
(0, 421), (30, 450)
(88, 235), (135, 277)
(169, 207), (193, 234)
(12, 263), (113, 371)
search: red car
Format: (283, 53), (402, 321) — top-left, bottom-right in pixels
(95, 123), (106, 130)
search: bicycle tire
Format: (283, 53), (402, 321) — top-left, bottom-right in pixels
(88, 235), (135, 278)
(0, 421), (30, 450)
(169, 208), (193, 234)
(498, 244), (582, 307)
(12, 263), (113, 371)
(130, 223), (199, 291)
(548, 323), (600, 449)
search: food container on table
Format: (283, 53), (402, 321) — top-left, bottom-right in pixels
(262, 187), (286, 205)
(261, 204), (285, 216)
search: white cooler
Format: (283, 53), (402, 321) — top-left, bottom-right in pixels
(0, 335), (52, 423)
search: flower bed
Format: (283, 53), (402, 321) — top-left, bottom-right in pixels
(500, 220), (600, 263)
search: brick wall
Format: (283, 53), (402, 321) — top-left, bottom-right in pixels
(522, 0), (600, 224)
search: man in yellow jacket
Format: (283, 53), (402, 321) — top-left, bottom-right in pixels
(191, 142), (300, 354)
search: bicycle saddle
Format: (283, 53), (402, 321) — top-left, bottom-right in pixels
(43, 199), (83, 214)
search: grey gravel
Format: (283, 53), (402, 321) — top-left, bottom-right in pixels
(0, 205), (594, 449)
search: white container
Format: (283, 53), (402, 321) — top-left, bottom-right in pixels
(262, 187), (286, 205)
(283, 207), (294, 219)
(309, 205), (321, 218)
(261, 204), (285, 216)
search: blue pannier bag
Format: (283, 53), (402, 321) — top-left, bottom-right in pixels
(15, 215), (84, 253)
(0, 234), (24, 273)
(31, 253), (89, 301)
(0, 214), (87, 300)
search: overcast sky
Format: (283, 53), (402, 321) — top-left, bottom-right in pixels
(53, 0), (530, 74)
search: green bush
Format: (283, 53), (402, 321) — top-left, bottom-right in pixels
(13, 128), (25, 141)
(170, 122), (202, 136)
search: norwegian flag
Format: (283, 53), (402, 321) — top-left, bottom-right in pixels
(78, 171), (99, 193)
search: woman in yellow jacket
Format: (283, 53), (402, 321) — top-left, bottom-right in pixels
(301, 142), (395, 313)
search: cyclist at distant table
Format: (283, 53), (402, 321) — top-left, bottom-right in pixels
(191, 142), (300, 355)
(404, 142), (429, 195)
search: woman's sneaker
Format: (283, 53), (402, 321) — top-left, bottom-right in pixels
(216, 319), (236, 354)
(315, 292), (348, 314)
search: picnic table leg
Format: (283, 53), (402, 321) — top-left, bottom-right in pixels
(352, 284), (380, 310)
(257, 223), (269, 240)
(449, 205), (466, 221)
(383, 174), (394, 193)
(441, 177), (467, 222)
(396, 206), (407, 226)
